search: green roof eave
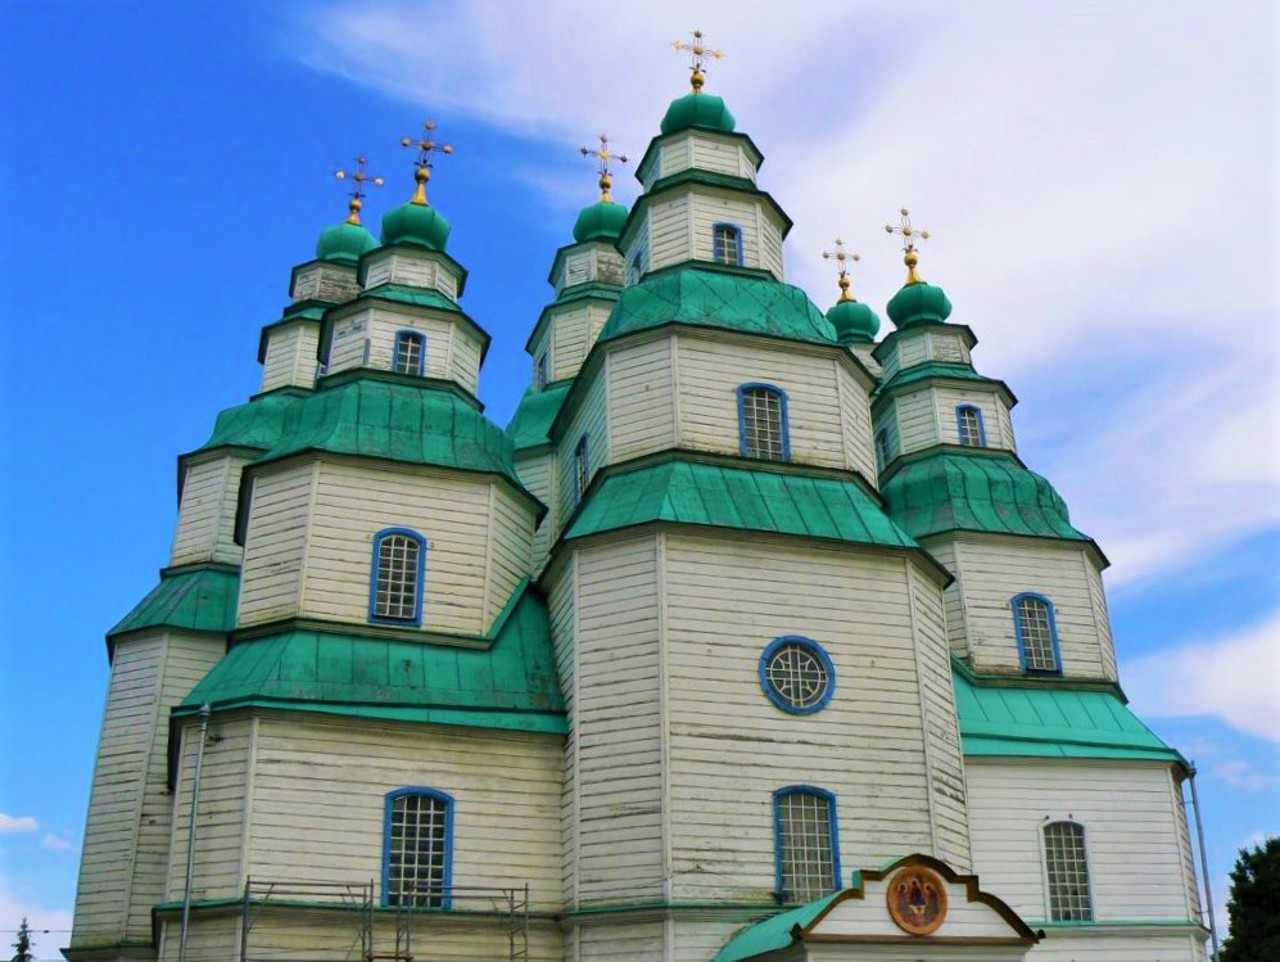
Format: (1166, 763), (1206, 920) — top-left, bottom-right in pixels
(874, 361), (1018, 408)
(107, 564), (239, 656)
(359, 242), (470, 298)
(954, 665), (1185, 766)
(506, 381), (572, 452)
(187, 390), (310, 461)
(174, 579), (567, 734)
(619, 172), (793, 250)
(872, 321), (979, 363)
(524, 283), (623, 355)
(712, 892), (842, 962)
(635, 128), (765, 185)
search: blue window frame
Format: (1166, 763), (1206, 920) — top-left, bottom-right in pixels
(955, 404), (987, 447)
(773, 786), (840, 904)
(393, 330), (426, 376)
(875, 428), (893, 472)
(368, 527), (427, 626)
(383, 788), (454, 908)
(737, 384), (790, 462)
(1043, 821), (1092, 921)
(1012, 592), (1062, 674)
(759, 636), (835, 715)
(573, 434), (589, 505)
(712, 223), (744, 266)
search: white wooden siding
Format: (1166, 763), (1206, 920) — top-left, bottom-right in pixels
(515, 451), (556, 576)
(1170, 774), (1202, 920)
(897, 331), (930, 368)
(261, 321), (320, 392)
(237, 461), (316, 627)
(935, 386), (1013, 451)
(893, 388), (940, 455)
(923, 540), (970, 658)
(488, 482), (535, 621)
(927, 329), (972, 365)
(688, 193), (760, 269)
(450, 327), (483, 394)
(556, 366), (608, 530)
(1084, 551), (1119, 679)
(645, 131), (759, 187)
(609, 338), (677, 460)
(575, 535), (665, 903)
(363, 251), (460, 300)
(966, 759), (1202, 924)
(835, 363), (877, 484)
(539, 301), (616, 384)
(172, 454), (248, 567)
(547, 557), (579, 904)
(647, 196), (690, 272)
(291, 263), (361, 305)
(326, 306), (480, 394)
(758, 213), (785, 280)
(578, 921), (666, 962)
(1028, 931), (1206, 962)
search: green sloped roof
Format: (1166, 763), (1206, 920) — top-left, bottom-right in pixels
(598, 266), (838, 347)
(565, 458), (918, 549)
(876, 361), (1006, 396)
(713, 892), (843, 962)
(506, 382), (571, 451)
(176, 580), (566, 734)
(881, 449), (1089, 542)
(108, 566), (239, 639)
(954, 668), (1184, 763)
(196, 390), (308, 453)
(254, 376), (527, 492)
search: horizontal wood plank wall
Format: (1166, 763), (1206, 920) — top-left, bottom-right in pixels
(158, 914), (240, 962)
(691, 136), (756, 181)
(759, 215), (784, 280)
(927, 329), (972, 365)
(688, 193), (762, 269)
(326, 311), (370, 372)
(547, 558), (578, 904)
(303, 460), (493, 636)
(556, 367), (608, 532)
(246, 714), (564, 910)
(923, 540), (970, 658)
(626, 223), (650, 281)
(363, 252), (460, 300)
(575, 535), (664, 903)
(673, 918), (757, 962)
(652, 137), (694, 186)
(608, 338), (677, 461)
(166, 715), (253, 900)
(897, 332), (930, 369)
(488, 482), (536, 621)
(1170, 774), (1202, 920)
(291, 264), (360, 305)
(836, 364), (878, 484)
(515, 452), (555, 576)
(238, 461), (316, 627)
(450, 328), (483, 395)
(648, 196), (690, 272)
(549, 301), (613, 382)
(1084, 554), (1118, 680)
(578, 920), (665, 962)
(172, 454), (248, 567)
(966, 759), (1200, 923)
(1027, 932), (1205, 962)
(934, 386), (1011, 450)
(662, 533), (936, 901)
(946, 535), (1113, 679)
(261, 321), (320, 392)
(892, 387), (939, 454)
(675, 338), (847, 469)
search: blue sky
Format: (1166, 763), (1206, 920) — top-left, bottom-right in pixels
(0, 0), (1275, 954)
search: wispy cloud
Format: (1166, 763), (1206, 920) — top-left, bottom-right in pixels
(1123, 611), (1280, 743)
(0, 884), (73, 946)
(40, 833), (72, 852)
(0, 814), (38, 834)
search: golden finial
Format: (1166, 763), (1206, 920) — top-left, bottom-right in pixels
(822, 239), (861, 302)
(885, 207), (931, 285)
(579, 134), (630, 203)
(334, 156), (384, 225)
(673, 28), (724, 93)
(399, 120), (454, 206)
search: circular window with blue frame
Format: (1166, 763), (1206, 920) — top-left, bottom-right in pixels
(759, 636), (835, 714)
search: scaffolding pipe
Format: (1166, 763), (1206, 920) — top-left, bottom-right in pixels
(179, 703), (212, 962)
(1189, 766), (1220, 961)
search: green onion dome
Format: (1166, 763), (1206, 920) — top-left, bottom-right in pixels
(886, 251), (952, 328)
(572, 199), (630, 243)
(827, 298), (881, 343)
(316, 221), (378, 266)
(660, 92), (736, 135)
(380, 201), (451, 252)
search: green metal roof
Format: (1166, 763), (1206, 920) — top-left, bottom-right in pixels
(195, 391), (307, 454)
(954, 668), (1184, 764)
(360, 282), (461, 314)
(176, 580), (566, 734)
(565, 458), (917, 549)
(876, 361), (1009, 398)
(506, 382), (571, 452)
(881, 449), (1089, 543)
(108, 566), (239, 640)
(712, 892), (843, 962)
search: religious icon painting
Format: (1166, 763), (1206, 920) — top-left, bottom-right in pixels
(886, 866), (948, 936)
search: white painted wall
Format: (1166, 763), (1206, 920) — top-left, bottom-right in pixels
(172, 453), (250, 567)
(362, 249), (460, 300)
(291, 262), (361, 304)
(608, 337), (677, 461)
(556, 367), (609, 531)
(326, 305), (483, 394)
(260, 320), (321, 392)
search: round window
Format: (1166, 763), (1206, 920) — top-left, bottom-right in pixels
(760, 637), (834, 714)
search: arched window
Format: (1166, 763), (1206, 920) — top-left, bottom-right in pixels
(1013, 592), (1061, 673)
(573, 434), (590, 504)
(738, 384), (790, 462)
(712, 223), (744, 266)
(393, 330), (426, 376)
(955, 404), (986, 447)
(1043, 821), (1092, 921)
(875, 428), (893, 472)
(369, 528), (426, 625)
(759, 636), (835, 715)
(384, 788), (453, 908)
(774, 786), (840, 904)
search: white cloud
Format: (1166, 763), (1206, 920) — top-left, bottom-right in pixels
(1122, 611), (1280, 743)
(286, 0), (1279, 586)
(40, 834), (71, 852)
(0, 886), (73, 952)
(1210, 761), (1274, 793)
(0, 815), (37, 834)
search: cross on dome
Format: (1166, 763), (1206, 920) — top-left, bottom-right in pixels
(822, 238), (862, 303)
(334, 156), (384, 225)
(579, 134), (630, 203)
(672, 28), (724, 93)
(399, 120), (454, 206)
(885, 207), (932, 285)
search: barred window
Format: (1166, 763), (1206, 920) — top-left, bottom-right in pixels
(956, 404), (986, 447)
(370, 529), (425, 624)
(875, 428), (893, 472)
(1044, 821), (1092, 921)
(386, 789), (452, 908)
(713, 223), (742, 265)
(1014, 594), (1060, 673)
(739, 385), (789, 461)
(393, 331), (425, 376)
(775, 787), (839, 904)
(760, 637), (834, 714)
(573, 435), (589, 504)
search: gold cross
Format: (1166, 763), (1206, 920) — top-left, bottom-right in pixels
(885, 208), (931, 284)
(673, 28), (724, 92)
(580, 134), (630, 203)
(822, 239), (861, 302)
(399, 120), (454, 205)
(334, 156), (384, 225)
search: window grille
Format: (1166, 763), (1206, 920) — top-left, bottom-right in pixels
(713, 224), (742, 265)
(573, 435), (589, 504)
(1044, 821), (1092, 921)
(764, 640), (831, 712)
(956, 405), (986, 447)
(386, 791), (451, 908)
(393, 331), (425, 376)
(1015, 595), (1059, 672)
(740, 386), (788, 461)
(776, 789), (837, 904)
(372, 531), (423, 623)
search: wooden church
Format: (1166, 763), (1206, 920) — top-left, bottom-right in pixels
(65, 35), (1212, 962)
